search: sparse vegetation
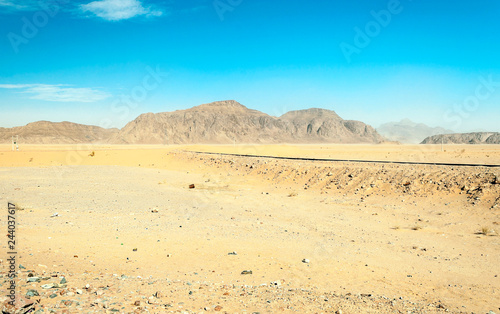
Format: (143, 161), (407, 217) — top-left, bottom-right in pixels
(13, 203), (25, 211)
(477, 226), (491, 235)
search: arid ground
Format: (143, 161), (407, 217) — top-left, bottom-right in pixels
(0, 144), (499, 313)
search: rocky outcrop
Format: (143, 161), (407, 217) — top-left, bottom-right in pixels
(421, 132), (500, 144)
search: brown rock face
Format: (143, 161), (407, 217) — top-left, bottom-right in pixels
(110, 100), (385, 144)
(0, 121), (118, 144)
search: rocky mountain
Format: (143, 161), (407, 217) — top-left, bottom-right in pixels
(377, 119), (453, 144)
(109, 100), (385, 144)
(0, 121), (118, 144)
(279, 108), (384, 143)
(421, 132), (500, 144)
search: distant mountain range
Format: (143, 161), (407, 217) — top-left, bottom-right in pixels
(421, 132), (500, 144)
(1, 100), (384, 144)
(377, 119), (453, 144)
(2, 102), (498, 145)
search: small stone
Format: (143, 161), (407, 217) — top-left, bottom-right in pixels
(214, 305), (223, 311)
(41, 284), (54, 289)
(133, 248), (138, 252)
(134, 300), (142, 306)
(228, 251), (237, 255)
(153, 291), (163, 298)
(26, 290), (39, 297)
(241, 270), (253, 275)
(151, 208), (159, 213)
(302, 258), (310, 263)
(60, 277), (67, 284)
(76, 289), (83, 294)
(49, 293), (57, 299)
(189, 184), (195, 189)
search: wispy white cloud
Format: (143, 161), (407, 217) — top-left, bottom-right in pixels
(80, 0), (163, 21)
(0, 0), (34, 10)
(0, 84), (111, 102)
(0, 0), (59, 11)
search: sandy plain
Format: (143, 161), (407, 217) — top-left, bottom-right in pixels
(0, 144), (499, 313)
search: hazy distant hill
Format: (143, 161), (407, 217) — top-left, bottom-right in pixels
(377, 119), (453, 144)
(0, 121), (118, 144)
(109, 100), (385, 144)
(421, 132), (500, 144)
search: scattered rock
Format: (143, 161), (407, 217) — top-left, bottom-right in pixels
(27, 277), (41, 283)
(153, 291), (163, 298)
(25, 290), (39, 297)
(270, 280), (281, 287)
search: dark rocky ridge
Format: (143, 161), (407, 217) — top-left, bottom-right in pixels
(421, 132), (500, 144)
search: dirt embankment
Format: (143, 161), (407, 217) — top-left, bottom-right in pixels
(180, 152), (500, 209)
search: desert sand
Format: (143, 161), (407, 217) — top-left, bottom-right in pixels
(0, 144), (499, 313)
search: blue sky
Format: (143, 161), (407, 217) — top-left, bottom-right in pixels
(0, 0), (499, 132)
